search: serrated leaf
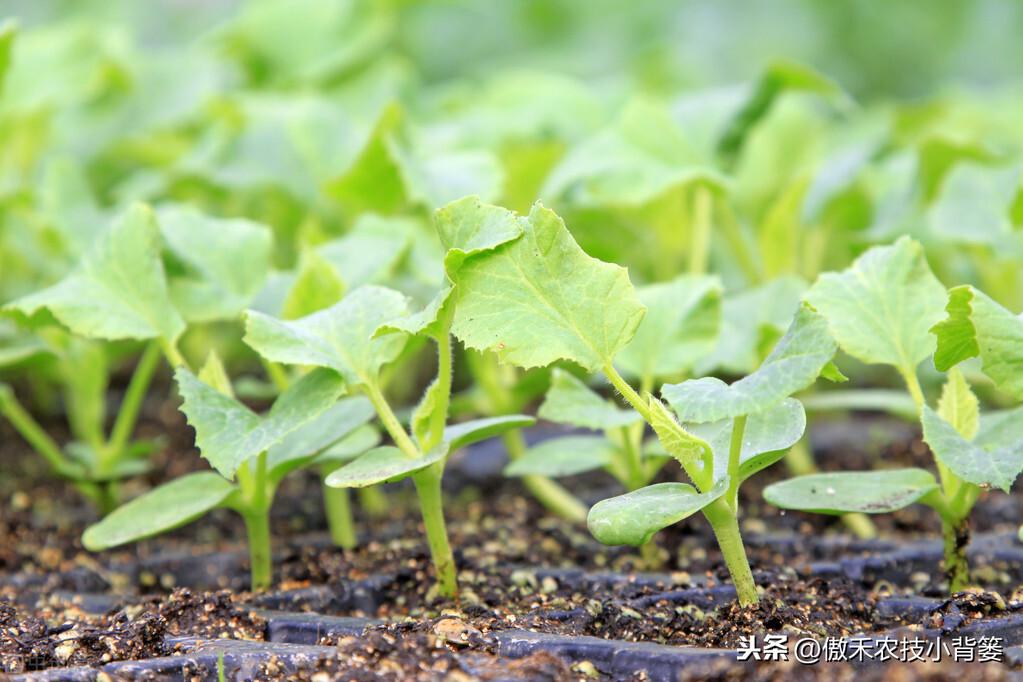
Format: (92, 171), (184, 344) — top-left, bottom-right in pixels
(932, 285), (1023, 400)
(159, 205), (273, 323)
(444, 415), (536, 450)
(5, 204), (185, 342)
(325, 443), (448, 488)
(646, 395), (712, 468)
(537, 368), (640, 430)
(587, 480), (728, 546)
(244, 285), (410, 386)
(176, 366), (345, 478)
(936, 368), (978, 440)
(434, 196), (525, 276)
(318, 424), (382, 464)
(267, 396), (375, 480)
(83, 472), (236, 550)
(921, 406), (1023, 493)
(805, 237), (946, 372)
(663, 305), (835, 422)
(504, 435), (617, 478)
(763, 469), (938, 514)
(616, 275), (721, 381)
(690, 398), (806, 485)
(282, 251), (345, 320)
(446, 201), (645, 371)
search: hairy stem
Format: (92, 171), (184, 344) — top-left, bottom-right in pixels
(363, 381), (420, 459)
(412, 464), (458, 598)
(105, 341), (162, 466)
(704, 498), (759, 606)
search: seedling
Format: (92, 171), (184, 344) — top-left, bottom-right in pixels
(765, 240), (1023, 592)
(242, 203), (538, 597)
(438, 197), (842, 606)
(82, 353), (372, 591)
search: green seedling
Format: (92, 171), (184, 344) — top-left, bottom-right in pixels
(765, 240), (1023, 592)
(83, 353), (372, 591)
(437, 196), (843, 606)
(242, 206), (537, 597)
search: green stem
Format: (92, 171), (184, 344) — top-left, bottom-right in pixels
(639, 539), (662, 569)
(105, 341), (162, 464)
(725, 415), (747, 512)
(239, 452), (272, 591)
(160, 339), (189, 371)
(619, 425), (645, 491)
(363, 381), (420, 459)
(504, 430), (588, 523)
(0, 386), (76, 477)
(322, 478), (357, 549)
(704, 498), (759, 606)
(423, 330), (453, 451)
(718, 202), (762, 285)
(357, 486), (390, 519)
(688, 185), (713, 275)
(899, 365), (925, 411)
(603, 363), (653, 424)
(412, 464), (458, 598)
(262, 359), (290, 393)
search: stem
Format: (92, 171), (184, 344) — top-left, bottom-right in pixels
(357, 486), (390, 519)
(262, 359), (290, 393)
(703, 498), (759, 606)
(941, 515), (970, 592)
(0, 386), (76, 477)
(322, 480), (357, 549)
(785, 438), (877, 539)
(619, 425), (645, 491)
(725, 415), (747, 512)
(603, 363), (653, 423)
(160, 339), (188, 371)
(412, 464), (458, 598)
(899, 365), (925, 411)
(688, 185), (713, 275)
(105, 341), (162, 464)
(239, 452), (272, 591)
(363, 381), (419, 459)
(423, 330), (453, 451)
(504, 430), (588, 523)
(718, 202), (762, 285)
(640, 539), (662, 569)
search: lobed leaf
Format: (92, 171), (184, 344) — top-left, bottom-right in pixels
(325, 443), (448, 488)
(921, 406), (1023, 493)
(5, 204), (185, 342)
(537, 368), (640, 430)
(587, 480), (728, 546)
(763, 469), (939, 514)
(504, 435), (617, 478)
(83, 472), (237, 551)
(616, 275), (721, 381)
(662, 305), (835, 422)
(805, 237), (946, 372)
(434, 196), (525, 276)
(931, 285), (1023, 400)
(244, 285), (410, 386)
(446, 201), (645, 371)
(176, 367), (346, 479)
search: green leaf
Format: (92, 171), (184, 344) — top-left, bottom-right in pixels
(282, 251), (345, 320)
(805, 237), (947, 372)
(444, 415), (536, 450)
(932, 285), (1023, 400)
(690, 398), (806, 484)
(537, 368), (640, 430)
(197, 351), (234, 398)
(375, 288), (454, 340)
(663, 305), (835, 422)
(922, 406), (1023, 493)
(799, 389), (919, 420)
(176, 366), (346, 478)
(5, 204), (185, 342)
(616, 275), (721, 381)
(317, 214), (415, 289)
(976, 406), (1023, 451)
(936, 368), (979, 440)
(504, 435), (617, 478)
(318, 424), (382, 464)
(267, 396), (376, 480)
(447, 201), (645, 371)
(83, 472), (237, 551)
(645, 395), (712, 468)
(928, 163), (1021, 246)
(0, 21), (14, 96)
(325, 443), (448, 488)
(763, 469), (939, 514)
(244, 285), (410, 386)
(587, 480), (728, 546)
(159, 205), (273, 323)
(434, 196), (525, 276)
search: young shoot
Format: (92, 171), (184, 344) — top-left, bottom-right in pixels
(83, 354), (365, 591)
(764, 242), (1023, 592)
